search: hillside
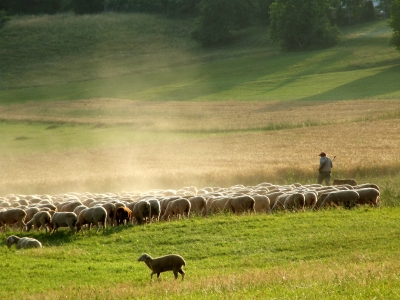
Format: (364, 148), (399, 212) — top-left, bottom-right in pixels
(1, 13), (400, 102)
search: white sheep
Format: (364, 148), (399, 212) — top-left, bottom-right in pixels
(0, 208), (27, 231)
(6, 235), (42, 249)
(138, 253), (186, 280)
(49, 212), (78, 233)
(76, 207), (107, 233)
(161, 198), (191, 221)
(25, 211), (52, 233)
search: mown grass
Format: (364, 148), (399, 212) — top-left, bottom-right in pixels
(1, 208), (400, 299)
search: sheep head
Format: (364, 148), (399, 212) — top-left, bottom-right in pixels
(138, 253), (152, 262)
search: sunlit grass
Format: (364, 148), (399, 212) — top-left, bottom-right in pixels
(1, 209), (400, 299)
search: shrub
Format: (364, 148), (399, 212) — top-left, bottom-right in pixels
(0, 9), (10, 28)
(390, 0), (400, 52)
(72, 0), (104, 14)
(192, 0), (258, 46)
(270, 0), (341, 51)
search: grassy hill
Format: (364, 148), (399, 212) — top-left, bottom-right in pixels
(1, 13), (400, 103)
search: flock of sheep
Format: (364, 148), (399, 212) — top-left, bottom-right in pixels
(0, 179), (381, 279)
(1, 179), (380, 244)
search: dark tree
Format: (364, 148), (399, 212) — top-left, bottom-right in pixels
(191, 0), (259, 46)
(390, 0), (400, 51)
(269, 0), (341, 51)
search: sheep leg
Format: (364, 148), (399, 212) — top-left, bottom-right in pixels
(178, 269), (185, 280)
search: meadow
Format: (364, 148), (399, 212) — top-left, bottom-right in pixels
(0, 12), (400, 299)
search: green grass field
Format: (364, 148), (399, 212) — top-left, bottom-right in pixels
(1, 12), (400, 299)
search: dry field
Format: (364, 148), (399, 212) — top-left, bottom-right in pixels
(0, 99), (399, 195)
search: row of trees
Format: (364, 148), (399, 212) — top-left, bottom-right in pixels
(1, 0), (399, 52)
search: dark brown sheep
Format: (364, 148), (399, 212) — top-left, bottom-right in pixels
(115, 206), (132, 226)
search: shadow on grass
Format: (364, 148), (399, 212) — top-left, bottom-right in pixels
(301, 64), (400, 101)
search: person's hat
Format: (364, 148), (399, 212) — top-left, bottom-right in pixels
(319, 152), (326, 157)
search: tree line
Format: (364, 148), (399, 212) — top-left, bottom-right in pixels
(1, 0), (399, 52)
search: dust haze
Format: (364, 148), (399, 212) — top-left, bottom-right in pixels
(0, 99), (399, 196)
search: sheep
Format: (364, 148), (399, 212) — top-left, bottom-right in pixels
(188, 196), (207, 216)
(60, 201), (83, 212)
(303, 191), (318, 208)
(25, 211), (52, 233)
(73, 205), (88, 217)
(159, 196), (181, 217)
(49, 212), (78, 233)
(223, 195), (255, 214)
(354, 188), (380, 206)
(265, 191), (285, 209)
(161, 198), (191, 221)
(76, 207), (107, 233)
(355, 183), (380, 191)
(271, 193), (290, 211)
(24, 207), (40, 223)
(207, 197), (230, 215)
(252, 195), (271, 214)
(6, 235), (42, 249)
(102, 203), (116, 226)
(0, 208), (27, 231)
(138, 253), (186, 280)
(333, 178), (358, 186)
(283, 193), (305, 211)
(132, 200), (151, 225)
(115, 206), (132, 226)
(318, 190), (359, 210)
(148, 199), (161, 222)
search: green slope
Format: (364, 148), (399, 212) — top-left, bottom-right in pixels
(1, 13), (399, 103)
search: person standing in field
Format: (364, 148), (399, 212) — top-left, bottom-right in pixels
(318, 152), (333, 185)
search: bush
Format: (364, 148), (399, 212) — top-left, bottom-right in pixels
(390, 0), (400, 52)
(362, 0), (376, 21)
(192, 0), (259, 46)
(72, 0), (104, 14)
(270, 0), (341, 51)
(0, 9), (10, 28)
(0, 0), (67, 15)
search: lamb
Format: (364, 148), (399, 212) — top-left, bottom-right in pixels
(333, 178), (358, 186)
(207, 197), (230, 215)
(161, 198), (191, 221)
(49, 212), (78, 233)
(0, 208), (27, 231)
(25, 211), (52, 233)
(138, 253), (186, 280)
(115, 206), (132, 226)
(223, 195), (255, 214)
(6, 235), (42, 249)
(76, 207), (107, 233)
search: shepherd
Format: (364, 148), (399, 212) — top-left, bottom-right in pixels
(317, 152), (334, 186)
